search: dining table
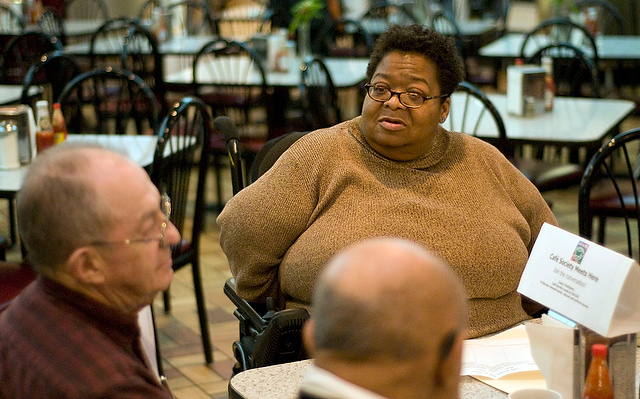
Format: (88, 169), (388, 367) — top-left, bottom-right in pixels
(0, 85), (40, 106)
(447, 93), (635, 165)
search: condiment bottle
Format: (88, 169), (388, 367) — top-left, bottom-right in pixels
(35, 100), (54, 154)
(51, 103), (67, 144)
(541, 56), (555, 112)
(583, 343), (613, 399)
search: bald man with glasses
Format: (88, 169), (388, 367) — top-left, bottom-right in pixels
(0, 144), (179, 399)
(299, 237), (468, 399)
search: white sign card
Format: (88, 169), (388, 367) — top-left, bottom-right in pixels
(517, 223), (640, 337)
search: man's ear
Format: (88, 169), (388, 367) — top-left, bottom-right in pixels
(67, 246), (107, 284)
(302, 319), (316, 357)
(434, 333), (464, 390)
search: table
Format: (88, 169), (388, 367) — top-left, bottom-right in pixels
(64, 34), (218, 57)
(229, 350), (640, 399)
(0, 135), (158, 196)
(479, 33), (640, 61)
(448, 93), (635, 162)
(0, 85), (40, 106)
(164, 57), (369, 89)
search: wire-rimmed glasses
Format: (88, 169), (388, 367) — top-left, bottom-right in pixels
(89, 193), (171, 248)
(365, 84), (450, 108)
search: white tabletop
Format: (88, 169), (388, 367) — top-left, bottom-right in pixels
(228, 359), (506, 399)
(448, 93), (635, 146)
(165, 57), (369, 88)
(64, 34), (218, 56)
(0, 85), (41, 106)
(0, 135), (158, 194)
(479, 33), (640, 61)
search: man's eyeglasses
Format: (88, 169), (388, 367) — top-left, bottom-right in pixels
(90, 193), (172, 248)
(365, 84), (449, 108)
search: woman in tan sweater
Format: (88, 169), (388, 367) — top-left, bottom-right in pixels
(217, 25), (557, 338)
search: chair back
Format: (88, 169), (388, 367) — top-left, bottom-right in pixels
(0, 3), (25, 34)
(520, 17), (598, 63)
(152, 96), (214, 365)
(299, 57), (341, 131)
(575, 0), (624, 35)
(525, 42), (600, 98)
(89, 17), (137, 69)
(0, 30), (62, 85)
(217, 1), (272, 42)
(315, 18), (373, 58)
(429, 10), (466, 72)
(165, 0), (217, 37)
(193, 38), (269, 139)
(56, 67), (159, 135)
(20, 50), (81, 108)
(38, 8), (66, 45)
(445, 81), (510, 157)
(64, 0), (109, 21)
(579, 127), (640, 260)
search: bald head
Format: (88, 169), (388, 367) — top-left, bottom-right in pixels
(310, 237), (467, 361)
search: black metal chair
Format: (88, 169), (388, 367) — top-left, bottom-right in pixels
(525, 42), (600, 99)
(151, 96), (214, 365)
(165, 0), (218, 36)
(56, 67), (159, 135)
(579, 127), (640, 259)
(216, 115), (310, 374)
(361, 3), (419, 40)
(429, 10), (467, 75)
(20, 50), (81, 117)
(192, 38), (270, 211)
(0, 30), (62, 85)
(520, 17), (598, 63)
(448, 81), (584, 193)
(299, 57), (341, 131)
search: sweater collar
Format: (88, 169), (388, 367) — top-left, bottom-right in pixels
(348, 116), (451, 169)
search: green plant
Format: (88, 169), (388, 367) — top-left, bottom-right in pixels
(288, 0), (324, 34)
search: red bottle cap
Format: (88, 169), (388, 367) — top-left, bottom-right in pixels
(591, 343), (608, 357)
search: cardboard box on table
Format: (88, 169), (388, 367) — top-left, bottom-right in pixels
(517, 223), (640, 399)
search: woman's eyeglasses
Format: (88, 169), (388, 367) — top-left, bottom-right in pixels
(365, 84), (449, 108)
(90, 193), (171, 248)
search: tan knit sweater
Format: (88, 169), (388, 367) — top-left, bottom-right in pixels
(217, 117), (557, 338)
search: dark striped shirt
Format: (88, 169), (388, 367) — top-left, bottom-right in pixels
(0, 276), (173, 399)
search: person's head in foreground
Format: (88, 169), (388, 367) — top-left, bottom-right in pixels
(361, 24), (464, 161)
(301, 237), (468, 399)
(17, 144), (180, 313)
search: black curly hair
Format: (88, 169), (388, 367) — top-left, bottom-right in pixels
(366, 24), (465, 97)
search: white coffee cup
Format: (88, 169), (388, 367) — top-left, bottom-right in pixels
(508, 388), (562, 399)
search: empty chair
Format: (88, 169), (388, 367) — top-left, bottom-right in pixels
(165, 0), (217, 37)
(20, 50), (82, 111)
(299, 57), (341, 131)
(446, 81), (584, 193)
(151, 96), (214, 365)
(579, 127), (640, 258)
(576, 0), (624, 35)
(525, 42), (600, 98)
(89, 17), (137, 69)
(429, 10), (467, 73)
(56, 67), (159, 135)
(217, 0), (272, 41)
(0, 30), (62, 85)
(0, 3), (25, 34)
(520, 17), (598, 62)
(192, 38), (269, 210)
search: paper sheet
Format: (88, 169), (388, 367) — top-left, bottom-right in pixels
(462, 325), (547, 393)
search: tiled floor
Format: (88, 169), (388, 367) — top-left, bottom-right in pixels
(2, 115), (639, 398)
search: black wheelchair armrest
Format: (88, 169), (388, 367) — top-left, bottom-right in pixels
(224, 277), (268, 331)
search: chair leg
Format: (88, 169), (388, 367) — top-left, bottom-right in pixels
(597, 216), (606, 244)
(150, 306), (165, 378)
(191, 258), (213, 365)
(8, 198), (16, 245)
(213, 155), (224, 213)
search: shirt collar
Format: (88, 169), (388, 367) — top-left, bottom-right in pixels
(300, 364), (390, 399)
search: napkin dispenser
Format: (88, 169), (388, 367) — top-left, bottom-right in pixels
(506, 64), (546, 117)
(0, 105), (35, 164)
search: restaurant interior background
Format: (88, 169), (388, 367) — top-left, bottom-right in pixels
(3, 0), (640, 397)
